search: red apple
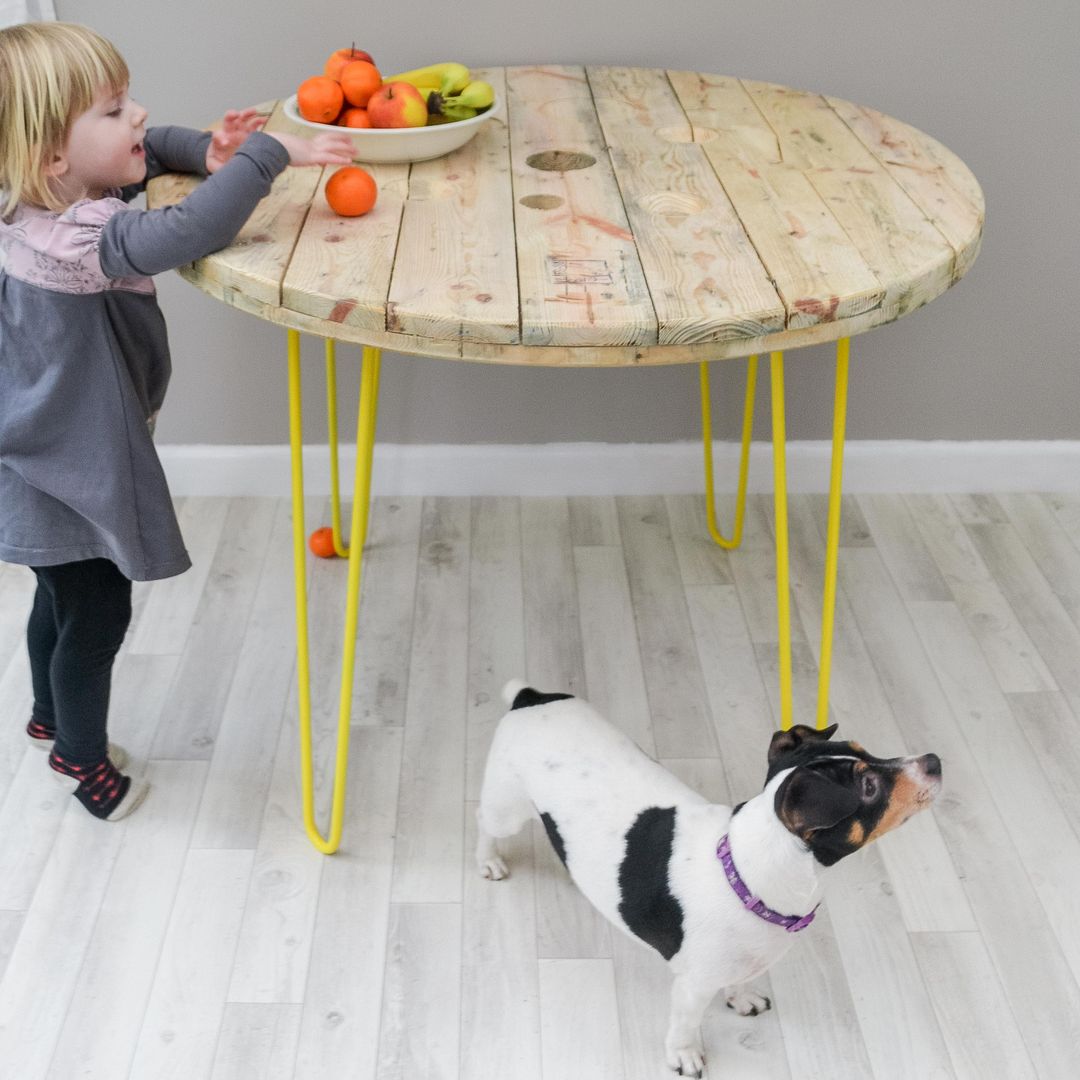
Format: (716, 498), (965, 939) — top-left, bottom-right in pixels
(324, 47), (376, 81)
(367, 82), (428, 128)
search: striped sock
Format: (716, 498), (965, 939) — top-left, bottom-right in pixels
(49, 751), (132, 820)
(27, 718), (55, 742)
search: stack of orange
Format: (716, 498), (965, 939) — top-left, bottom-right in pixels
(297, 46), (382, 128)
(296, 46), (380, 218)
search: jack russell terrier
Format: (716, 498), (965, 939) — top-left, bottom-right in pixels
(476, 680), (942, 1076)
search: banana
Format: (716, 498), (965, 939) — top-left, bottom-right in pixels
(426, 79), (495, 123)
(382, 62), (470, 95)
(441, 102), (478, 122)
(454, 80), (494, 109)
(425, 91), (478, 121)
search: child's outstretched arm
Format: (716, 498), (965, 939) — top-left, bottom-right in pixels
(116, 108), (268, 201)
(205, 109), (268, 173)
(98, 129), (354, 278)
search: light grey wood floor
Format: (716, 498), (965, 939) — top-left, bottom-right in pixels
(1, 492), (1079, 1079)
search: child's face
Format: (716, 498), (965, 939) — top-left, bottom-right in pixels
(49, 85), (148, 202)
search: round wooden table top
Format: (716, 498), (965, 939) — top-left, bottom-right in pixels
(146, 66), (984, 367)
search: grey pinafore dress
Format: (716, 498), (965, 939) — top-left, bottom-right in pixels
(0, 127), (289, 580)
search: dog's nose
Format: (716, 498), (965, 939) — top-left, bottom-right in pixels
(921, 753), (941, 777)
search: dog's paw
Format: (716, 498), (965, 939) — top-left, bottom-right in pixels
(666, 1042), (705, 1077)
(479, 856), (509, 880)
(725, 986), (772, 1017)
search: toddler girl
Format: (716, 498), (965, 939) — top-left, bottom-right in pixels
(0, 22), (354, 820)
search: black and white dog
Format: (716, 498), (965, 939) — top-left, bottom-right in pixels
(476, 680), (942, 1076)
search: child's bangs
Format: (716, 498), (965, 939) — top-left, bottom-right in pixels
(53, 26), (130, 116)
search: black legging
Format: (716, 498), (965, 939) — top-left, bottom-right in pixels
(27, 559), (132, 767)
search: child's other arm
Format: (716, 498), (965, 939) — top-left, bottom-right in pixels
(98, 130), (352, 277)
(117, 126), (213, 201)
(117, 111), (268, 200)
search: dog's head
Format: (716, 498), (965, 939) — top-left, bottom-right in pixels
(765, 725), (941, 866)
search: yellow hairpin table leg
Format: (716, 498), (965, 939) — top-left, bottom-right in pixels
(770, 351), (794, 731)
(816, 337), (850, 730)
(701, 355), (758, 550)
(326, 341), (381, 558)
(288, 330), (380, 854)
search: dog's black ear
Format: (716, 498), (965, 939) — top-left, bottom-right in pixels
(767, 723), (839, 766)
(775, 766), (860, 839)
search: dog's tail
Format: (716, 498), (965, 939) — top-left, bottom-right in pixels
(501, 678), (530, 707)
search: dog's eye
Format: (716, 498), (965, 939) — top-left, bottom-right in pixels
(861, 773), (879, 801)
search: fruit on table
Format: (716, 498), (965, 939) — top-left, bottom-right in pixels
(426, 79), (494, 121)
(367, 82), (428, 128)
(426, 97), (477, 122)
(454, 80), (494, 109)
(338, 107), (371, 128)
(308, 526), (338, 558)
(297, 75), (345, 124)
(325, 165), (378, 217)
(324, 46), (375, 80)
(383, 61), (470, 96)
(339, 59), (382, 107)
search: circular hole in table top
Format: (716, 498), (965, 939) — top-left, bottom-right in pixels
(526, 150), (597, 172)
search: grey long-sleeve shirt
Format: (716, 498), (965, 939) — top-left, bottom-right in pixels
(0, 128), (290, 580)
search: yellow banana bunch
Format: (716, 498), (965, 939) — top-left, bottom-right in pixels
(454, 80), (494, 109)
(426, 79), (495, 122)
(383, 61), (471, 97)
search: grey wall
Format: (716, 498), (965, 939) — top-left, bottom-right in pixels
(58, 0), (1079, 445)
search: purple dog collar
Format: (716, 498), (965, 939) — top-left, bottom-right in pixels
(717, 835), (818, 933)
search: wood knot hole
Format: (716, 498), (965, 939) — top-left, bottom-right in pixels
(526, 150), (596, 172)
(519, 194), (565, 210)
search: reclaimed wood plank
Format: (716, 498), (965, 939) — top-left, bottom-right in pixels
(386, 68), (519, 343)
(667, 71), (885, 329)
(742, 79), (957, 319)
(587, 66), (785, 345)
(147, 99), (320, 306)
(170, 259), (936, 365)
(282, 160), (409, 334)
(827, 98), (984, 279)
(506, 65), (657, 346)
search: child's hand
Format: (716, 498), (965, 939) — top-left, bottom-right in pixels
(205, 108), (267, 173)
(264, 131), (356, 167)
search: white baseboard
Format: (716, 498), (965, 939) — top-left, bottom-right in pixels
(157, 440), (1080, 497)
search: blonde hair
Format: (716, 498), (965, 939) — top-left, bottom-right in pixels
(0, 22), (129, 219)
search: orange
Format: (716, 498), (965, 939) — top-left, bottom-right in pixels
(325, 166), (378, 217)
(339, 60), (382, 108)
(324, 46), (375, 82)
(297, 75), (344, 125)
(338, 107), (372, 129)
(308, 527), (337, 558)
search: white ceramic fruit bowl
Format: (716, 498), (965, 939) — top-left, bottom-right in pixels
(282, 93), (500, 164)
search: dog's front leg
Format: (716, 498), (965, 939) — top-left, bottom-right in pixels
(665, 973), (718, 1077)
(475, 819), (510, 880)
